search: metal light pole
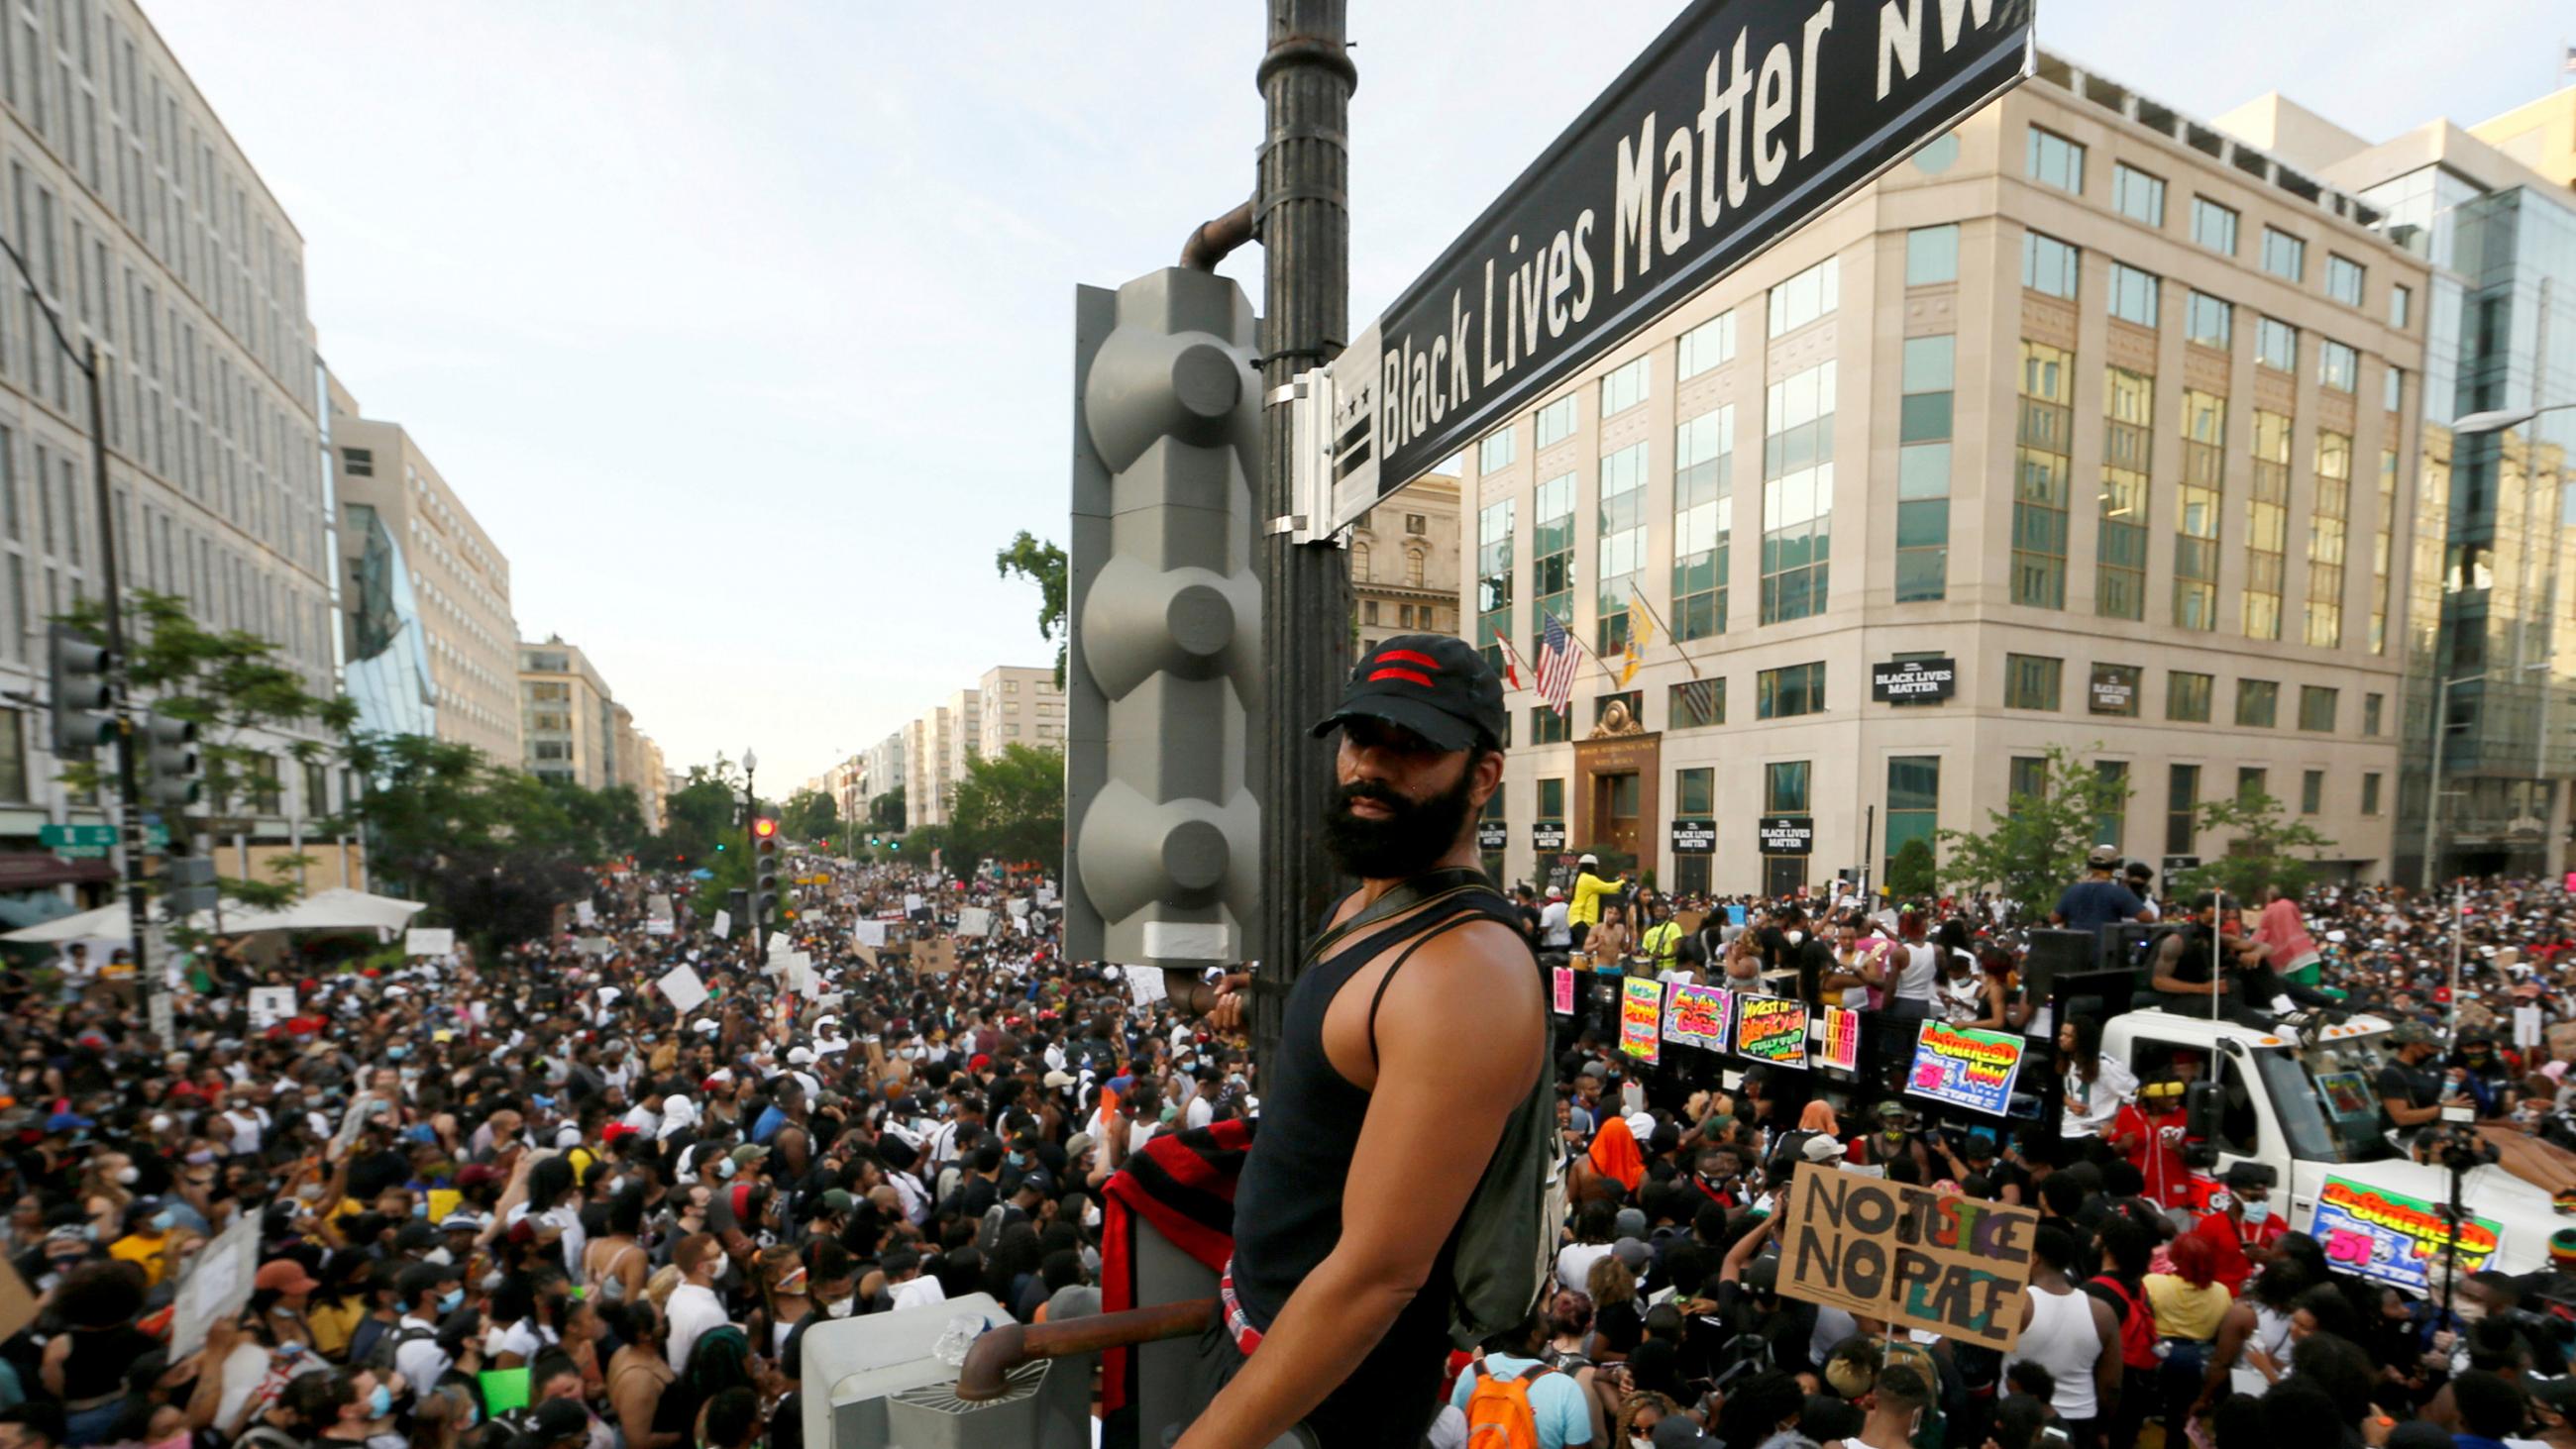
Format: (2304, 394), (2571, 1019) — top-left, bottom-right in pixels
(0, 239), (156, 1036)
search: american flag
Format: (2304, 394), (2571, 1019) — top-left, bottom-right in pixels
(1536, 613), (1578, 716)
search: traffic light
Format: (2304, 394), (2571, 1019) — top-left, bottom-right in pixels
(725, 888), (748, 932)
(751, 816), (781, 930)
(47, 623), (112, 758)
(163, 856), (217, 917)
(141, 710), (201, 813)
(1063, 266), (1262, 973)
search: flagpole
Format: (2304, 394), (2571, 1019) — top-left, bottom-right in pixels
(1550, 610), (1627, 687)
(1625, 581), (1700, 680)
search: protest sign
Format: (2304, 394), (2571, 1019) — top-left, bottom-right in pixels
(782, 953), (815, 993)
(405, 927), (455, 957)
(766, 931), (791, 960)
(1008, 898), (1030, 918)
(1777, 1161), (2036, 1350)
(856, 921), (888, 948)
(711, 909), (732, 939)
(658, 965), (709, 1014)
(957, 906), (994, 937)
(1905, 1021), (2025, 1116)
(170, 1215), (261, 1357)
(575, 900), (596, 927)
(247, 985), (297, 1031)
(0, 1258), (33, 1345)
(1819, 1006), (1862, 1072)
(2516, 1004), (2542, 1051)
(1726, 904), (1748, 927)
(579, 936), (614, 959)
(904, 892), (924, 912)
(1551, 968), (1575, 1016)
(644, 917), (676, 937)
(852, 942), (878, 972)
(918, 936), (959, 975)
(646, 893), (673, 921)
(1663, 983), (1732, 1051)
(2311, 1176), (2503, 1292)
(1619, 976), (1662, 1064)
(1734, 995), (1808, 1067)
(1125, 966), (1169, 1005)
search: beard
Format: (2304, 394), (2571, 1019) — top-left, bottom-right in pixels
(1322, 765), (1480, 880)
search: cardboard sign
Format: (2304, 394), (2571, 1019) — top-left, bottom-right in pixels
(852, 942), (879, 972)
(856, 921), (889, 948)
(2517, 1004), (2543, 1051)
(1735, 995), (1808, 1067)
(0, 1257), (37, 1344)
(1672, 909), (1705, 940)
(1777, 1161), (2036, 1350)
(1619, 976), (1662, 1064)
(2311, 1175), (2503, 1292)
(956, 906), (994, 937)
(658, 965), (709, 1014)
(1663, 983), (1732, 1051)
(247, 985), (297, 1030)
(904, 893), (924, 912)
(405, 927), (456, 957)
(711, 909), (732, 940)
(1819, 1006), (1863, 1072)
(782, 953), (815, 993)
(1552, 968), (1576, 1016)
(918, 936), (960, 975)
(575, 900), (596, 927)
(1906, 1021), (2025, 1117)
(644, 918), (676, 937)
(170, 1215), (261, 1357)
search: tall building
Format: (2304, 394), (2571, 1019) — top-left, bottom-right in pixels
(1352, 472), (1462, 651)
(327, 371), (520, 765)
(519, 636), (616, 791)
(0, 0), (355, 902)
(1450, 53), (2427, 896)
(610, 704), (665, 832)
(946, 686), (981, 789)
(860, 730), (907, 828)
(976, 665), (1062, 755)
(905, 706), (953, 829)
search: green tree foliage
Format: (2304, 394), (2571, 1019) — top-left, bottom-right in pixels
(995, 533), (1069, 687)
(895, 823), (948, 876)
(1886, 837), (1938, 900)
(644, 758), (759, 871)
(339, 732), (617, 951)
(782, 787), (841, 843)
(1935, 744), (2132, 921)
(2170, 790), (2336, 904)
(869, 788), (907, 832)
(948, 743), (1065, 879)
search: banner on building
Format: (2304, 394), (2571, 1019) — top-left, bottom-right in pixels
(1905, 1021), (2025, 1116)
(1870, 658), (1957, 702)
(1668, 817), (1716, 855)
(1663, 983), (1732, 1051)
(1777, 1162), (2036, 1350)
(1734, 994), (1808, 1067)
(2311, 1176), (2503, 1293)
(1620, 976), (1662, 1065)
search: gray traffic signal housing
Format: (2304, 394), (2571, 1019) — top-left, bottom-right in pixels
(142, 710), (201, 812)
(47, 623), (111, 758)
(1064, 267), (1262, 973)
(751, 818), (782, 930)
(164, 856), (217, 917)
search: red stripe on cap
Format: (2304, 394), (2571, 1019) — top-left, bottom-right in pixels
(1377, 649), (1442, 670)
(1367, 667), (1435, 687)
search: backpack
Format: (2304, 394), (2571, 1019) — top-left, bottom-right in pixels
(1462, 1362), (1553, 1449)
(365, 1322), (436, 1377)
(2086, 1274), (2159, 1370)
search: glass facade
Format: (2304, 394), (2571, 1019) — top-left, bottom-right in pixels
(2099, 366), (2153, 619)
(1673, 406), (1732, 639)
(2014, 342), (2074, 608)
(1761, 361), (1834, 622)
(1897, 337), (1954, 601)
(1596, 443), (1648, 654)
(1476, 499), (1514, 674)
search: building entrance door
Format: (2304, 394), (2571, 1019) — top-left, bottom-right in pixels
(1591, 771), (1641, 858)
(1765, 854), (1809, 897)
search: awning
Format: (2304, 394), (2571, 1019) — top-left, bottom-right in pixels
(0, 853), (117, 890)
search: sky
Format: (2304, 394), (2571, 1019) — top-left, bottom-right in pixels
(145, 0), (2574, 789)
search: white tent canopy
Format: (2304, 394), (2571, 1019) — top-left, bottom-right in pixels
(0, 888), (421, 944)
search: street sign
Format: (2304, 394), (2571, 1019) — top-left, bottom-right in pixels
(1323, 0), (2032, 525)
(39, 823), (117, 848)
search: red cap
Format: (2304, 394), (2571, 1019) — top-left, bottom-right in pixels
(456, 1163), (502, 1189)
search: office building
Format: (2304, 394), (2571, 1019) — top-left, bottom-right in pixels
(611, 704), (665, 832)
(977, 665), (1063, 755)
(946, 686), (980, 791)
(906, 706), (953, 829)
(1451, 53), (2428, 896)
(860, 730), (907, 827)
(519, 636), (616, 791)
(1353, 472), (1462, 652)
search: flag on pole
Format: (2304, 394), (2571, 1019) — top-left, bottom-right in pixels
(2564, 43), (2576, 73)
(1619, 607), (1655, 685)
(1536, 613), (1578, 716)
(1489, 624), (1531, 690)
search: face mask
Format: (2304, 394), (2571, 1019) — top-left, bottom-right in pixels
(716, 1158), (736, 1180)
(440, 1287), (465, 1313)
(368, 1385), (394, 1417)
(115, 1166), (140, 1186)
(388, 1046), (409, 1061)
(185, 1150), (215, 1166)
(2241, 1198), (2273, 1225)
(151, 1210), (175, 1231)
(1634, 1439), (1654, 1449)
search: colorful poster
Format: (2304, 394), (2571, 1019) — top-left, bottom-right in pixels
(1664, 983), (1732, 1050)
(2312, 1177), (2503, 1292)
(1734, 995), (1808, 1067)
(1620, 976), (1663, 1064)
(1906, 1021), (2025, 1116)
(1551, 968), (1576, 1016)
(1777, 1162), (2037, 1350)
(1818, 1006), (1862, 1071)
(2316, 1071), (2373, 1118)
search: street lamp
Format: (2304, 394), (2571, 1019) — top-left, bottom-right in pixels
(2452, 402), (2576, 437)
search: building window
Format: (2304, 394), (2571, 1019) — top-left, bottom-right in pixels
(1905, 225), (1959, 285)
(2094, 761), (2129, 850)
(2236, 678), (2280, 728)
(1756, 662), (1825, 720)
(1404, 513), (1427, 536)
(2090, 663), (2142, 717)
(2107, 261), (2160, 327)
(1766, 761), (1810, 814)
(2184, 290), (2232, 349)
(2176, 388), (2225, 630)
(1886, 756), (1940, 877)
(1477, 428), (1516, 476)
(1476, 498), (1514, 673)
(2025, 126), (2085, 193)
(2300, 770), (2324, 815)
(2391, 284), (2412, 330)
(340, 446), (374, 476)
(251, 755), (282, 816)
(1596, 442), (1648, 654)
(2364, 691), (2384, 737)
(1896, 336), (1953, 602)
(2009, 756), (2048, 801)
(1530, 707), (1568, 746)
(1538, 776), (1564, 826)
(1599, 356), (1651, 419)
(2298, 684), (2339, 733)
(1535, 394), (1577, 449)
(2325, 254), (2364, 307)
(1673, 405), (1732, 639)
(2259, 226), (2306, 282)
(0, 711), (24, 801)
(1768, 257), (1839, 335)
(303, 761), (328, 817)
(2109, 162), (2166, 226)
(2384, 365), (2404, 414)
(2318, 339), (2357, 392)
(2167, 764), (2200, 856)
(2168, 671), (2213, 723)
(1532, 472), (1575, 659)
(2004, 654), (2063, 711)
(2362, 772), (2383, 815)
(2245, 409), (2291, 641)
(1761, 360), (1835, 623)
(1398, 603), (1415, 628)
(1669, 677), (1724, 730)
(2255, 316), (2298, 371)
(1405, 548), (1426, 587)
(2013, 341), (2073, 609)
(2099, 364), (2152, 620)
(1676, 311), (1736, 379)
(2021, 231), (2080, 299)
(2306, 431), (2350, 649)
(1675, 768), (1715, 895)
(2371, 446), (2397, 655)
(2192, 197), (2238, 256)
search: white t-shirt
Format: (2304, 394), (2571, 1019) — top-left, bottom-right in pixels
(1556, 1241), (1614, 1295)
(1539, 902), (1570, 947)
(1893, 943), (1940, 1004)
(222, 1106), (268, 1156)
(892, 1275), (948, 1312)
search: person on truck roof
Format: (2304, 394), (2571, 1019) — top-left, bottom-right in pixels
(2055, 845), (2150, 939)
(2377, 1021), (2452, 1134)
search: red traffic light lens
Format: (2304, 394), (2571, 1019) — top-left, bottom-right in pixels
(753, 818), (778, 839)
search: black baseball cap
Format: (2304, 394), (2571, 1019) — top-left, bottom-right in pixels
(1311, 634), (1506, 753)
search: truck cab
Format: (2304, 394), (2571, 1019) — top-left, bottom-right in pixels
(2099, 1007), (2565, 1283)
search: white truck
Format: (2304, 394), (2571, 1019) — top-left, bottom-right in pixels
(2097, 1005), (2568, 1286)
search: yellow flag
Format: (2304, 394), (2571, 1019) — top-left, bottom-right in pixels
(1620, 607), (1654, 684)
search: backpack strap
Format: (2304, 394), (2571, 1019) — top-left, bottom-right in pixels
(1517, 1364), (1553, 1383)
(1305, 868), (1498, 966)
(1363, 900), (1527, 1074)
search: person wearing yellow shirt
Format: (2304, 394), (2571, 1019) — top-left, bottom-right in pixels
(1640, 897), (1686, 976)
(1567, 853), (1625, 954)
(107, 1200), (172, 1286)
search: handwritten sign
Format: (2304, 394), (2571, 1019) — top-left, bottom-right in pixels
(856, 920), (888, 948)
(169, 1215), (260, 1357)
(1735, 995), (1808, 1068)
(644, 917), (676, 936)
(957, 906), (994, 938)
(710, 909), (731, 940)
(1663, 983), (1732, 1051)
(2310, 1176), (2503, 1293)
(1778, 1162), (2036, 1350)
(1906, 1021), (2025, 1117)
(1819, 1006), (1863, 1072)
(575, 900), (596, 927)
(1552, 968), (1575, 1016)
(658, 965), (708, 1014)
(247, 985), (297, 1031)
(405, 927), (455, 957)
(918, 936), (960, 975)
(1619, 976), (1662, 1065)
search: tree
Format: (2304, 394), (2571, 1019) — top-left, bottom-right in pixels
(948, 743), (1066, 878)
(869, 788), (907, 832)
(782, 787), (841, 843)
(643, 758), (758, 870)
(2172, 790), (2336, 903)
(1886, 837), (1938, 900)
(995, 532), (1069, 687)
(337, 732), (609, 954)
(895, 823), (949, 876)
(1935, 744), (2131, 921)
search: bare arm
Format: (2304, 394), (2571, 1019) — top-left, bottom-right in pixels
(1174, 925), (1542, 1449)
(2383, 1094), (2442, 1128)
(2195, 1303), (2254, 1414)
(2092, 1295), (2123, 1418)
